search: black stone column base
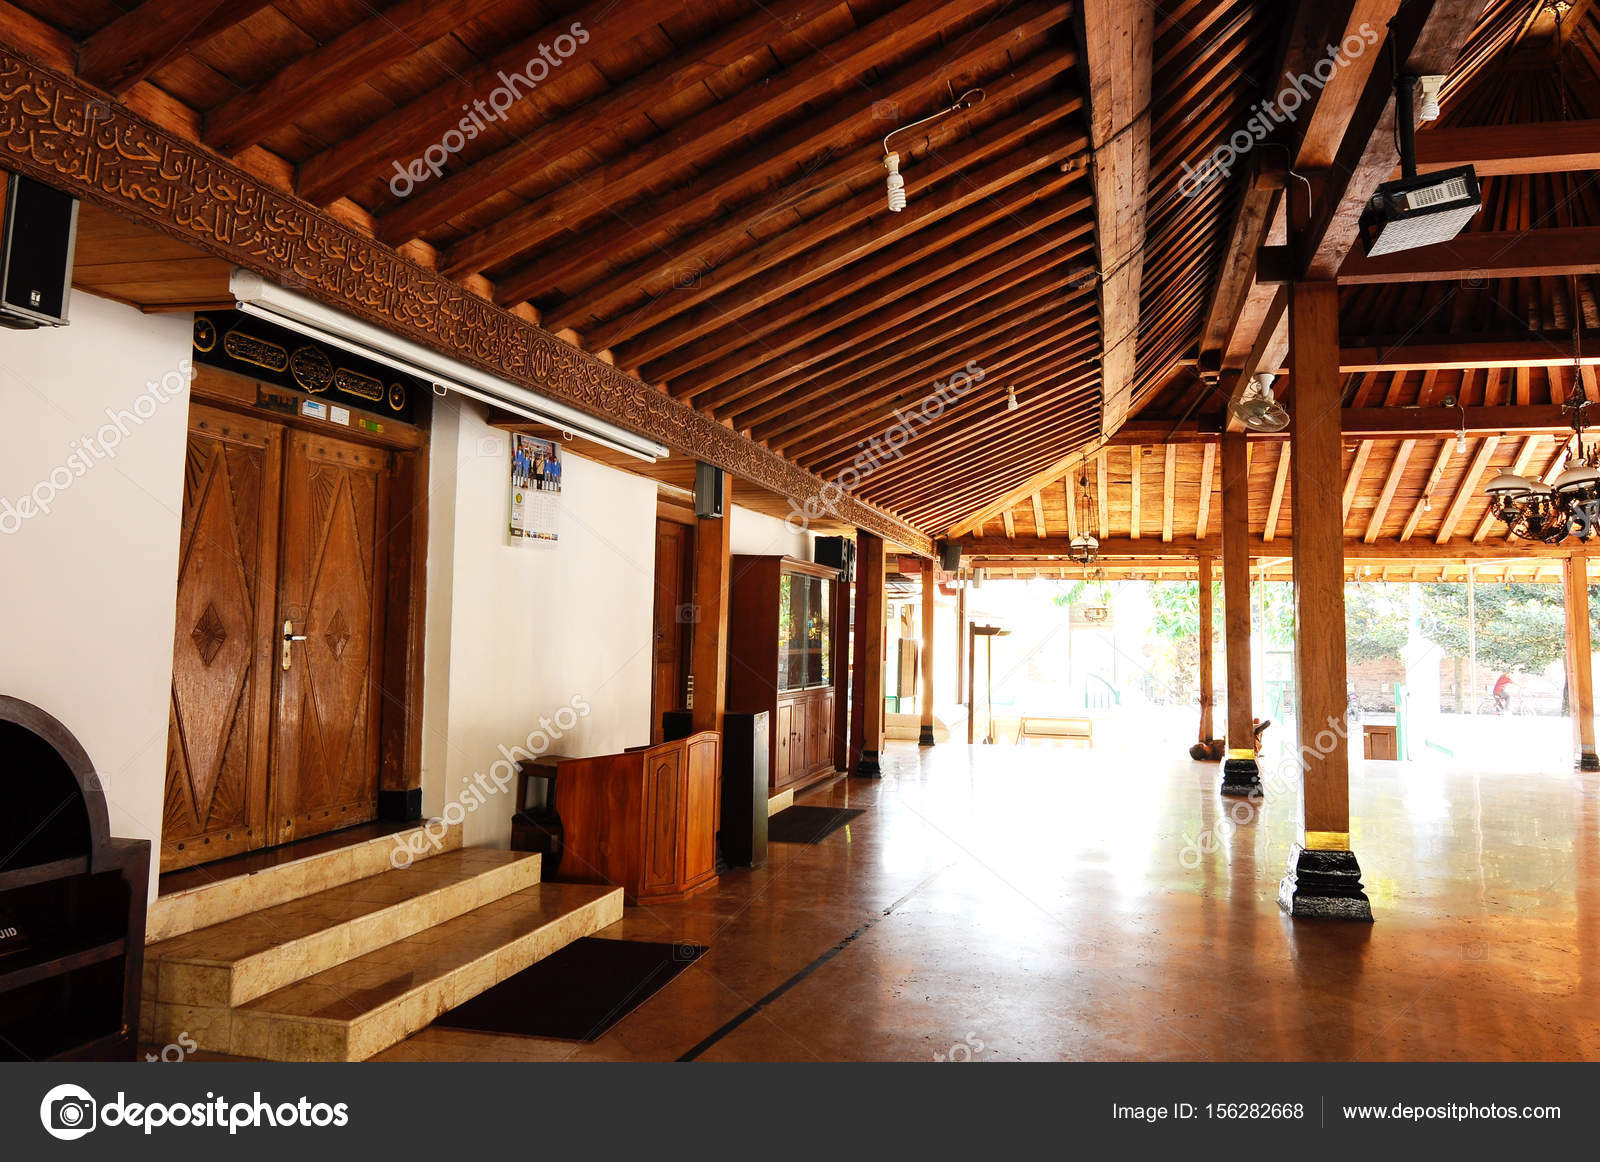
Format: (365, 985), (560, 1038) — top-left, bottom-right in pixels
(918, 726), (936, 747)
(854, 749), (882, 778)
(1577, 750), (1600, 772)
(1279, 845), (1374, 921)
(378, 787), (422, 822)
(1219, 756), (1262, 797)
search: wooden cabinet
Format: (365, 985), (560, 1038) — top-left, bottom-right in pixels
(554, 731), (720, 904)
(727, 555), (843, 792)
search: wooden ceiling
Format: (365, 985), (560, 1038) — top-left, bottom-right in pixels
(23, 0), (1598, 556)
(8, 0), (1284, 545)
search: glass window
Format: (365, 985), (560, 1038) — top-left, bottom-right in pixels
(779, 574), (804, 691)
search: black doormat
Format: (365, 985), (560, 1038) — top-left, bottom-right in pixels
(432, 937), (707, 1042)
(767, 805), (866, 844)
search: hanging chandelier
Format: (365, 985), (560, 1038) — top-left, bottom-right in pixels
(1068, 461), (1098, 565)
(1484, 270), (1598, 541)
(1484, 396), (1600, 542)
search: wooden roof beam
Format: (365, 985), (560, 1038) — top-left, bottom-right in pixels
(1080, 0), (1152, 438)
(77, 0), (274, 95)
(1258, 226), (1600, 285)
(954, 535), (1600, 561)
(1338, 339), (1600, 373)
(1107, 405), (1572, 444)
(1410, 120), (1600, 177)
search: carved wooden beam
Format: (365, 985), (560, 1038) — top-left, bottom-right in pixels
(0, 48), (931, 555)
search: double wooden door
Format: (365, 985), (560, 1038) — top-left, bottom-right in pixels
(162, 404), (393, 871)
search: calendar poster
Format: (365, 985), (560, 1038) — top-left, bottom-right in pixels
(508, 434), (562, 546)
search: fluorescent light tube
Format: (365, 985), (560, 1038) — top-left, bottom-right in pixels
(230, 270), (669, 462)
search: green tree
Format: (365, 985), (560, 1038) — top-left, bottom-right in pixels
(1343, 582), (1409, 664)
(1417, 582), (1570, 673)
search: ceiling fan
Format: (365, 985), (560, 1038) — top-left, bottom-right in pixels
(1228, 372), (1288, 432)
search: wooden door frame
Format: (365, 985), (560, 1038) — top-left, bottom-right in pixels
(186, 366), (430, 830)
(651, 495), (698, 741)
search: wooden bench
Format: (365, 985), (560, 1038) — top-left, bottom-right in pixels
(1018, 716), (1093, 747)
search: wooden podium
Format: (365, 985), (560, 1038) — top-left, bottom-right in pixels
(554, 731), (721, 904)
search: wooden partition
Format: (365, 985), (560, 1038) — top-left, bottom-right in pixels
(554, 731), (721, 904)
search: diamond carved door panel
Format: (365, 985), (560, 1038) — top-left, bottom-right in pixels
(271, 430), (391, 845)
(162, 406), (282, 872)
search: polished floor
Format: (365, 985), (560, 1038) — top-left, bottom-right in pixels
(363, 737), (1600, 1061)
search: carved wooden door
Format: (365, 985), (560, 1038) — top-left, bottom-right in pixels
(270, 430), (391, 845)
(162, 407), (282, 872)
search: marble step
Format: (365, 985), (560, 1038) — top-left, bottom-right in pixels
(147, 820), (463, 943)
(145, 850), (540, 1044)
(224, 881), (624, 1061)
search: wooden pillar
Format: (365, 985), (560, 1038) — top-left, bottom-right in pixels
(1282, 280), (1371, 920)
(853, 531), (886, 776)
(1197, 555), (1215, 746)
(690, 472), (730, 735)
(1565, 554), (1599, 771)
(1220, 431), (1261, 795)
(919, 561), (937, 746)
(956, 583), (967, 708)
(832, 574), (850, 771)
(966, 622), (977, 745)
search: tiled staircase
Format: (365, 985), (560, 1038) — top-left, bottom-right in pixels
(143, 823), (622, 1061)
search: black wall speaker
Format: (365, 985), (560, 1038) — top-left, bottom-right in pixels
(694, 462), (725, 518)
(938, 540), (961, 572)
(0, 174), (78, 330)
(814, 535), (855, 582)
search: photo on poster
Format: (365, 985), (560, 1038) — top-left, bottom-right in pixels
(509, 433), (562, 545)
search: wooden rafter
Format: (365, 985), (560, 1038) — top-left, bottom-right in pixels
(1128, 446), (1141, 539)
(1264, 443), (1291, 541)
(1162, 444), (1176, 542)
(1363, 439), (1415, 542)
(1195, 442), (1217, 539)
(77, 0), (274, 94)
(1096, 454), (1109, 538)
(1400, 441), (1456, 541)
(1435, 435), (1500, 543)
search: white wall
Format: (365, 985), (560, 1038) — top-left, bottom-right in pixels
(0, 293), (191, 888)
(420, 396), (657, 848)
(731, 504), (811, 561)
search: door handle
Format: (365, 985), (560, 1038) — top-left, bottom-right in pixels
(281, 619), (308, 670)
